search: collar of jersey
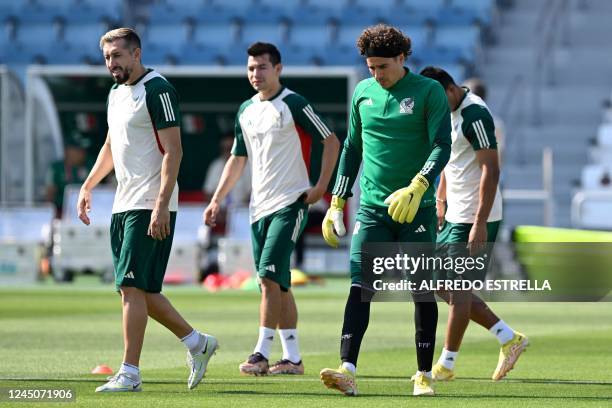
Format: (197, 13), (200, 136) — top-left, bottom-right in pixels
(126, 68), (153, 87)
(258, 86), (285, 102)
(453, 87), (470, 112)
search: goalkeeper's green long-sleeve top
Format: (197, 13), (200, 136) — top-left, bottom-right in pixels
(332, 68), (451, 209)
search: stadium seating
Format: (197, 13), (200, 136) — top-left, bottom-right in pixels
(0, 0), (496, 78)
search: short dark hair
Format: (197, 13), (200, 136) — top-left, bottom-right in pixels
(99, 27), (141, 51)
(357, 24), (412, 58)
(419, 66), (456, 90)
(247, 42), (281, 65)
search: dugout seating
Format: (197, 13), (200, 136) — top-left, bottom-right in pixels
(0, 204), (55, 284)
(50, 185), (204, 283)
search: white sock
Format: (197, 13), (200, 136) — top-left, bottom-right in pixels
(279, 329), (301, 363)
(181, 330), (207, 355)
(120, 362), (140, 378)
(489, 320), (514, 345)
(422, 370), (432, 379)
(438, 348), (458, 370)
(341, 362), (356, 374)
(254, 327), (275, 359)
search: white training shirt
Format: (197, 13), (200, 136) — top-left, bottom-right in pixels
(233, 87), (332, 223)
(445, 90), (503, 223)
(107, 69), (180, 214)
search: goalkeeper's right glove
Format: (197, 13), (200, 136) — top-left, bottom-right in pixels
(322, 196), (346, 248)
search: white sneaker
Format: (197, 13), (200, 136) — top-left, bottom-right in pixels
(95, 372), (142, 392)
(187, 334), (218, 389)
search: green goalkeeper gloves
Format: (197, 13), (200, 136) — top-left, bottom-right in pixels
(322, 196), (346, 248)
(384, 174), (429, 224)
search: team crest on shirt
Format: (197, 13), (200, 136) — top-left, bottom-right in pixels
(399, 97), (415, 114)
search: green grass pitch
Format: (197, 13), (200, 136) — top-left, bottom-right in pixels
(1, 279), (611, 407)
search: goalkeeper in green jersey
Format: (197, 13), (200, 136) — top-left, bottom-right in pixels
(319, 24), (451, 397)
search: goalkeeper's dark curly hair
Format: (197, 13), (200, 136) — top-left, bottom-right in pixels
(356, 24), (412, 57)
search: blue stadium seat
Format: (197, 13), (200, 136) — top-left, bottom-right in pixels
(450, 0), (493, 15)
(340, 6), (383, 25)
(177, 44), (218, 65)
(49, 45), (86, 64)
(383, 7), (435, 26)
(164, 0), (205, 8)
(17, 23), (59, 47)
(433, 26), (480, 58)
(150, 1), (224, 24)
(319, 46), (361, 66)
(306, 0), (348, 13)
(193, 23), (240, 49)
(336, 25), (367, 48)
(413, 46), (463, 65)
(77, 0), (123, 20)
(12, 3), (59, 24)
(146, 24), (192, 48)
(218, 48), (249, 65)
(282, 46), (319, 65)
(353, 0), (401, 8)
(148, 3), (189, 24)
(209, 0), (254, 11)
(404, 0), (447, 11)
(141, 44), (169, 65)
(243, 6), (288, 23)
(397, 25), (427, 49)
(0, 0), (17, 15)
(260, 0), (303, 12)
(2, 43), (49, 64)
(241, 22), (287, 47)
(287, 5), (336, 25)
(289, 24), (333, 48)
(197, 5), (237, 24)
(435, 7), (480, 26)
(63, 23), (109, 48)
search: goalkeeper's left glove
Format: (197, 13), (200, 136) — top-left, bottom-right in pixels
(384, 174), (429, 224)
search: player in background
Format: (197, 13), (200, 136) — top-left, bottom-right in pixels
(78, 28), (217, 392)
(462, 77), (506, 164)
(420, 66), (528, 382)
(319, 24), (451, 396)
(204, 42), (340, 376)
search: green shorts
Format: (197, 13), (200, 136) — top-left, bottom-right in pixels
(435, 220), (501, 282)
(110, 210), (176, 293)
(350, 205), (437, 285)
(251, 198), (308, 291)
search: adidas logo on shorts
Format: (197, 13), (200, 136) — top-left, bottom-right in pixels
(125, 271), (135, 279)
(414, 225), (427, 233)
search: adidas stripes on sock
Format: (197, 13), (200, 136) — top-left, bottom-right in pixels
(438, 348), (458, 370)
(279, 329), (301, 363)
(254, 327), (275, 359)
(490, 320), (514, 345)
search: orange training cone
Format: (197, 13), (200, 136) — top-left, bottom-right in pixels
(91, 365), (113, 375)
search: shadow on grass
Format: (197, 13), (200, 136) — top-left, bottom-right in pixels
(360, 375), (612, 386)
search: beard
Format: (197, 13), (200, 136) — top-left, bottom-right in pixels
(111, 66), (131, 84)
